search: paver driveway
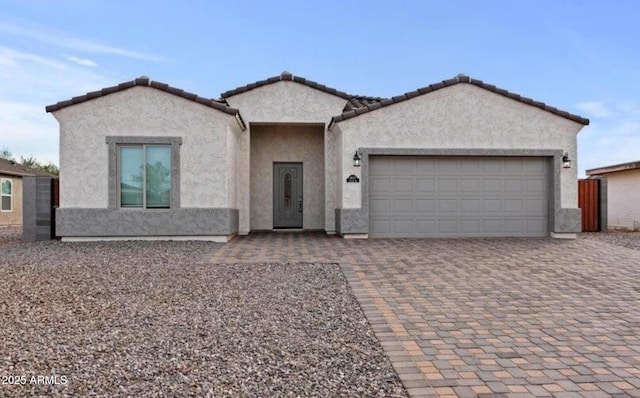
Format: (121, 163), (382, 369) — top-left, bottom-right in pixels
(211, 233), (640, 397)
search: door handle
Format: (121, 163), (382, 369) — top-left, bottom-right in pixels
(298, 195), (303, 212)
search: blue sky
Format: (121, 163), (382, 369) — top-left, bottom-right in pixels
(0, 0), (638, 176)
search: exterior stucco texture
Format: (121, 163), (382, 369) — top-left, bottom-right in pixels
(605, 169), (640, 230)
(250, 125), (325, 230)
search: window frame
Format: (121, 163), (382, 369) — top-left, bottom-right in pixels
(117, 144), (172, 209)
(106, 136), (182, 211)
(0, 178), (12, 212)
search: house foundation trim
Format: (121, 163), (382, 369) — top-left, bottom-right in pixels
(56, 208), (239, 237)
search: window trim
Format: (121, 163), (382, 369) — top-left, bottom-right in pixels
(0, 178), (12, 212)
(106, 136), (182, 210)
(118, 144), (172, 209)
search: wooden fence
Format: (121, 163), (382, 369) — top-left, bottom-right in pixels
(578, 179), (599, 232)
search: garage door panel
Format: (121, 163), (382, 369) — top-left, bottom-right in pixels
(415, 219), (436, 233)
(460, 159), (481, 174)
(504, 179), (524, 192)
(461, 199), (481, 212)
(416, 199), (436, 212)
(416, 178), (435, 192)
(460, 219), (481, 233)
(483, 178), (502, 192)
(438, 219), (458, 233)
(370, 219), (391, 234)
(526, 198), (546, 213)
(393, 219), (414, 234)
(395, 178), (413, 191)
(369, 156), (549, 238)
(504, 159), (525, 173)
(371, 177), (392, 193)
(526, 178), (546, 193)
(483, 199), (502, 212)
(438, 159), (458, 173)
(371, 198), (391, 213)
(505, 199), (524, 212)
(461, 178), (480, 192)
(527, 219), (546, 234)
(438, 199), (458, 212)
(482, 219), (502, 233)
(394, 199), (413, 212)
(438, 179), (458, 192)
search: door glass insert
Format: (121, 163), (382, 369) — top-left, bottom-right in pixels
(284, 173), (292, 208)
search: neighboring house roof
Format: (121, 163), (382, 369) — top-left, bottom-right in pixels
(330, 74), (590, 127)
(0, 158), (56, 177)
(586, 160), (640, 176)
(45, 77), (246, 129)
(220, 71), (353, 100)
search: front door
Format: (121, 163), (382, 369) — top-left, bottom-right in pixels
(273, 162), (303, 228)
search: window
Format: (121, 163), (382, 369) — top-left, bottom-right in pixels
(119, 145), (171, 208)
(1, 178), (11, 212)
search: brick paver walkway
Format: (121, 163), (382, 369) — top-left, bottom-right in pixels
(211, 233), (640, 397)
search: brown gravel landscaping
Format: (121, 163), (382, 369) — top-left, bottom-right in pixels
(580, 230), (640, 250)
(0, 239), (406, 397)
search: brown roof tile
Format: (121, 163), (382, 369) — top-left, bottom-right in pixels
(0, 158), (56, 177)
(220, 71), (353, 100)
(45, 77), (244, 127)
(343, 95), (386, 112)
(331, 74), (590, 126)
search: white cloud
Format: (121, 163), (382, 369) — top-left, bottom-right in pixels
(0, 46), (121, 165)
(66, 55), (98, 67)
(577, 100), (640, 176)
(0, 20), (167, 63)
(575, 101), (611, 118)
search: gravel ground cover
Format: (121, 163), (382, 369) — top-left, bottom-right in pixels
(580, 230), (640, 250)
(0, 240), (406, 398)
(0, 226), (21, 247)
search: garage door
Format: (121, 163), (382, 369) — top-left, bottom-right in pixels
(369, 156), (549, 238)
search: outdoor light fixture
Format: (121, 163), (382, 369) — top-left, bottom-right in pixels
(353, 150), (361, 167)
(562, 152), (571, 169)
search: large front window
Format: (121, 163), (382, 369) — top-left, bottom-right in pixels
(119, 145), (171, 208)
(1, 178), (11, 212)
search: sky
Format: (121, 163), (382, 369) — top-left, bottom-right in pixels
(0, 0), (638, 177)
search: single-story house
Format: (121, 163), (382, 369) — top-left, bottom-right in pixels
(46, 72), (589, 241)
(0, 158), (55, 228)
(586, 160), (640, 231)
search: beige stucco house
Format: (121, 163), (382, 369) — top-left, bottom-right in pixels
(587, 160), (640, 231)
(0, 158), (54, 228)
(46, 72), (589, 241)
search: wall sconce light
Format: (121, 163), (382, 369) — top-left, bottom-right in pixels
(562, 152), (571, 169)
(353, 150), (361, 167)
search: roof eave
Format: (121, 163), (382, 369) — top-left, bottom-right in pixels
(45, 77), (243, 119)
(220, 71), (353, 101)
(330, 74), (590, 126)
(586, 160), (640, 176)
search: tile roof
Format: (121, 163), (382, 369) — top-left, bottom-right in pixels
(220, 71), (353, 100)
(586, 160), (640, 176)
(343, 95), (386, 112)
(45, 77), (244, 124)
(330, 74), (590, 126)
(0, 158), (56, 177)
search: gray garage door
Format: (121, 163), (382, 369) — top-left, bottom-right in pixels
(369, 156), (549, 238)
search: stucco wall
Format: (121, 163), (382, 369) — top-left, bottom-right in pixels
(606, 169), (640, 230)
(0, 175), (22, 226)
(250, 125), (325, 230)
(53, 86), (236, 209)
(335, 83), (584, 209)
(224, 81), (347, 123)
